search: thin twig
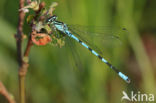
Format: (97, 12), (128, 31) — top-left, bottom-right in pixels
(0, 81), (16, 103)
(16, 0), (25, 103)
(16, 0), (25, 66)
(24, 36), (33, 57)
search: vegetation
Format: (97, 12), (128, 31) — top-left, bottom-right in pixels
(0, 0), (155, 103)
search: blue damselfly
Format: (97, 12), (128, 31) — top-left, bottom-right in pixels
(46, 15), (130, 83)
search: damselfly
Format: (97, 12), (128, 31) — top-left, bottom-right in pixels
(46, 15), (130, 83)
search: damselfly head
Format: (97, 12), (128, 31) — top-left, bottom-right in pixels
(46, 15), (58, 23)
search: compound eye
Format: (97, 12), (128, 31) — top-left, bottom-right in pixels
(46, 17), (52, 23)
(48, 19), (51, 22)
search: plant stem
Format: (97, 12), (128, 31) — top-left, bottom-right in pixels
(19, 76), (26, 103)
(16, 0), (26, 103)
(18, 34), (33, 103)
(0, 81), (16, 103)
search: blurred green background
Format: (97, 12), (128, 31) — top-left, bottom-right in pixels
(0, 0), (156, 103)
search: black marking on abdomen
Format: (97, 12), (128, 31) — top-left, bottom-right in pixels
(98, 55), (102, 60)
(88, 47), (92, 52)
(105, 62), (119, 73)
(79, 40), (82, 43)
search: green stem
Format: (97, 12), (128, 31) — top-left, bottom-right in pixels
(19, 76), (25, 103)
